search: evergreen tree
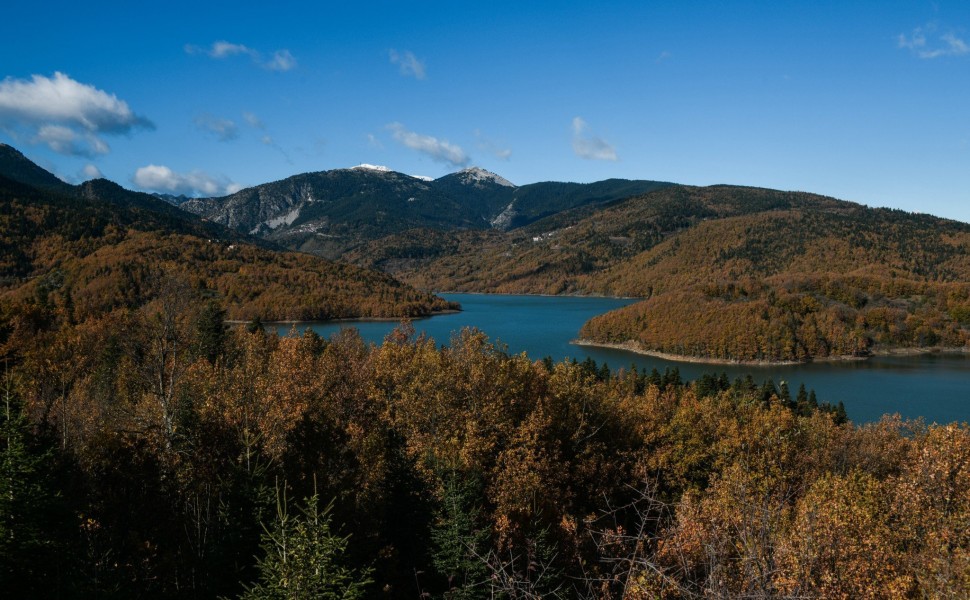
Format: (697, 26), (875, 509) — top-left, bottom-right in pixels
(196, 299), (229, 364)
(541, 356), (555, 373)
(795, 383), (810, 416)
(662, 367), (682, 388)
(779, 381), (792, 406)
(834, 401), (848, 425)
(0, 369), (72, 595)
(760, 379), (778, 404)
(239, 486), (371, 600)
(431, 472), (489, 600)
(247, 316), (265, 335)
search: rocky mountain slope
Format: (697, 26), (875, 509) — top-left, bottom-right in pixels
(0, 145), (456, 321)
(179, 165), (670, 258)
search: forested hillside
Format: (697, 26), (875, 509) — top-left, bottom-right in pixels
(179, 165), (670, 259)
(0, 144), (967, 598)
(11, 131), (965, 363)
(0, 164), (456, 322)
(2, 316), (967, 598)
(578, 208), (970, 361)
(369, 185), (970, 362)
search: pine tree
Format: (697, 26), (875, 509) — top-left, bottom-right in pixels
(196, 299), (229, 364)
(795, 383), (810, 416)
(247, 316), (265, 335)
(239, 486), (371, 600)
(0, 367), (71, 595)
(779, 381), (792, 406)
(834, 401), (848, 425)
(431, 472), (489, 599)
(760, 379), (778, 404)
(662, 367), (682, 388)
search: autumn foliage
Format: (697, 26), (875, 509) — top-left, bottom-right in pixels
(360, 186), (970, 362)
(2, 295), (967, 597)
(0, 175), (457, 322)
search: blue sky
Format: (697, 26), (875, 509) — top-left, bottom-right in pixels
(2, 1), (970, 222)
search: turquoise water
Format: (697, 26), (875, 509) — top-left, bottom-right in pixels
(273, 293), (970, 425)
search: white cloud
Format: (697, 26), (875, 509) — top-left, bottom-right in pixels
(656, 51), (672, 63)
(237, 111), (291, 161)
(187, 41), (297, 71)
(0, 72), (152, 156)
(194, 113), (238, 141)
(571, 117), (618, 161)
(366, 133), (384, 149)
(33, 124), (108, 157)
(898, 26), (970, 58)
(387, 122), (468, 166)
(133, 164), (240, 197)
(0, 72), (151, 133)
(81, 163), (103, 180)
(475, 129), (512, 160)
(940, 33), (969, 56)
(265, 50), (297, 71)
(389, 49), (427, 80)
(242, 111), (265, 129)
(210, 41), (253, 58)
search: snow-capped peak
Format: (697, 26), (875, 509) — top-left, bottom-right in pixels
(458, 167), (515, 188)
(411, 174), (433, 182)
(352, 163), (392, 173)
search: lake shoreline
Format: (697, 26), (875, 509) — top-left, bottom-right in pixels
(434, 290), (645, 300)
(228, 308), (461, 326)
(228, 293), (969, 423)
(572, 339), (970, 366)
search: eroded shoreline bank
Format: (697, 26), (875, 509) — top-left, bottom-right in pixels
(572, 339), (970, 367)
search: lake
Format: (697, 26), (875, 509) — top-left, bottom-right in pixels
(273, 293), (970, 425)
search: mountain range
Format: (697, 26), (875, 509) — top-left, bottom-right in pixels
(0, 143), (455, 322)
(179, 165), (671, 258)
(2, 143), (968, 363)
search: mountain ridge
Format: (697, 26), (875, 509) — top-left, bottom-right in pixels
(0, 145), (457, 322)
(5, 143), (968, 362)
(357, 183), (970, 362)
(178, 164), (672, 258)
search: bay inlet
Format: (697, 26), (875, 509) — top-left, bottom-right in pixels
(273, 293), (970, 425)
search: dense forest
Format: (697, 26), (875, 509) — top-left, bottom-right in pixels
(5, 144), (969, 361)
(1, 144), (968, 597)
(1, 295), (967, 598)
(0, 174), (456, 321)
(365, 187), (970, 362)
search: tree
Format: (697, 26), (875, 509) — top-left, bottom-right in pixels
(196, 299), (229, 364)
(431, 472), (489, 599)
(239, 485), (371, 600)
(0, 366), (72, 595)
(779, 381), (791, 406)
